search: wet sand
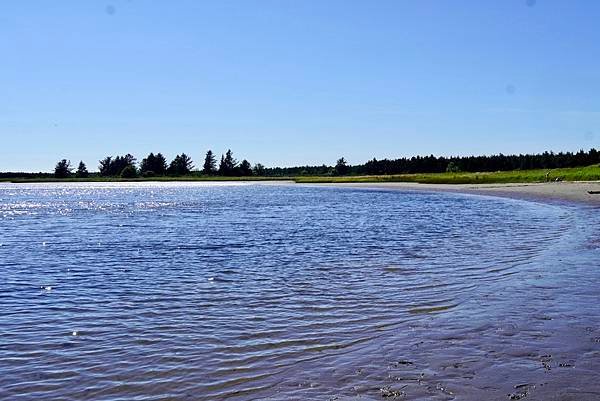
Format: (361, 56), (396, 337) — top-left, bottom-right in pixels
(312, 181), (600, 206)
(311, 181), (600, 400)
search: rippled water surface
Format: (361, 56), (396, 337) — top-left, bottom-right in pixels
(1, 182), (599, 400)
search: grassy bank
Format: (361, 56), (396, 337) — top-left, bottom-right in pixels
(294, 164), (600, 184)
(2, 165), (599, 185)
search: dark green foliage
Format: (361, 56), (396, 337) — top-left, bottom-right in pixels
(140, 152), (168, 176)
(202, 150), (217, 175)
(168, 153), (194, 175)
(252, 163), (265, 176)
(218, 149), (237, 176)
(334, 157), (350, 176)
(75, 161), (89, 178)
(354, 149), (600, 175)
(259, 164), (332, 177)
(33, 147), (600, 180)
(54, 159), (72, 178)
(98, 154), (136, 176)
(155, 153), (168, 174)
(0, 172), (53, 180)
(258, 148), (600, 177)
(239, 159), (252, 176)
(120, 165), (137, 178)
(446, 161), (460, 173)
(218, 155), (226, 174)
(98, 156), (112, 176)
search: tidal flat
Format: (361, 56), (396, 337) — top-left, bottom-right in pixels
(0, 182), (599, 400)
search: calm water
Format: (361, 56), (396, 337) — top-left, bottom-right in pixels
(1, 182), (599, 400)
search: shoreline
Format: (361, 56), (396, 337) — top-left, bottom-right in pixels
(306, 181), (600, 207)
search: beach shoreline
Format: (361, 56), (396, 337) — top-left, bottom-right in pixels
(306, 181), (600, 207)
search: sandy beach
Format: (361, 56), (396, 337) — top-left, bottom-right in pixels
(312, 181), (600, 206)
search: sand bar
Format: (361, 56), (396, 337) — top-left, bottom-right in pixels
(311, 181), (600, 206)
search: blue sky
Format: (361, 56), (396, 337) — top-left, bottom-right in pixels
(1, 0), (599, 172)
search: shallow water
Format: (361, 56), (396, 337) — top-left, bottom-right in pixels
(1, 182), (599, 400)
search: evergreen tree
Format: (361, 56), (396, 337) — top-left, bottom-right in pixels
(202, 150), (217, 175)
(252, 163), (265, 176)
(75, 161), (89, 178)
(54, 159), (72, 178)
(334, 157), (350, 176)
(140, 152), (157, 175)
(98, 154), (136, 176)
(218, 149), (237, 176)
(120, 165), (137, 178)
(122, 154), (137, 173)
(239, 159), (252, 176)
(140, 152), (167, 176)
(218, 155), (226, 175)
(99, 156), (112, 176)
(155, 153), (168, 175)
(168, 153), (194, 175)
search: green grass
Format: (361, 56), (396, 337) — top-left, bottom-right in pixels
(2, 165), (600, 184)
(294, 164), (600, 184)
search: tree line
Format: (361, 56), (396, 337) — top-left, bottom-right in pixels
(53, 149), (258, 178)
(49, 147), (600, 178)
(259, 148), (600, 177)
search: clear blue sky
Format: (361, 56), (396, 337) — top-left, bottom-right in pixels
(1, 0), (599, 172)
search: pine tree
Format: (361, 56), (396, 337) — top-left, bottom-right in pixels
(98, 154), (136, 176)
(154, 153), (168, 175)
(140, 152), (167, 176)
(218, 149), (237, 176)
(168, 153), (194, 175)
(218, 155), (226, 175)
(239, 159), (252, 176)
(75, 161), (89, 178)
(252, 163), (265, 176)
(224, 149), (237, 171)
(140, 153), (157, 175)
(98, 156), (112, 176)
(334, 157), (350, 176)
(54, 159), (72, 178)
(202, 150), (217, 175)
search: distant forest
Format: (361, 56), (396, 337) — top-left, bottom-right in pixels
(0, 148), (598, 179)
